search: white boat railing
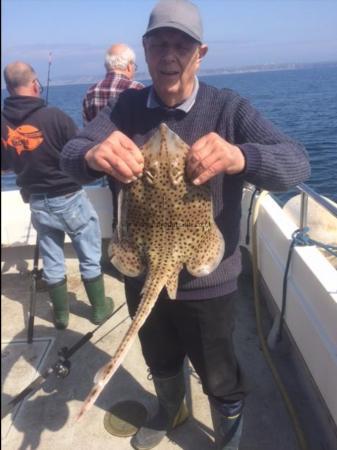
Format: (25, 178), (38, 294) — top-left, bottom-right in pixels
(296, 182), (337, 228)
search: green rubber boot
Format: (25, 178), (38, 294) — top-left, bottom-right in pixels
(131, 370), (189, 450)
(83, 274), (114, 325)
(47, 278), (69, 330)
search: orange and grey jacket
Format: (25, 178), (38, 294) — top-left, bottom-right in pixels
(1, 95), (80, 201)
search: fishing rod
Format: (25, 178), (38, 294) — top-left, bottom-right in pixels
(3, 302), (126, 419)
(27, 52), (53, 343)
(27, 243), (42, 343)
(45, 51), (52, 105)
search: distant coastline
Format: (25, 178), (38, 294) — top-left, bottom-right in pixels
(47, 61), (337, 87)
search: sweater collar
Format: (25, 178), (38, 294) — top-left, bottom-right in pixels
(146, 77), (199, 113)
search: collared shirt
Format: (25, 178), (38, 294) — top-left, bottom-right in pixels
(146, 77), (199, 113)
(82, 72), (144, 125)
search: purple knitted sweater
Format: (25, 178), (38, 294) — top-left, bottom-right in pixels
(61, 83), (310, 299)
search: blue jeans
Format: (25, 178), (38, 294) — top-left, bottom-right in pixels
(30, 190), (102, 285)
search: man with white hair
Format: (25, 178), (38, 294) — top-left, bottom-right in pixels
(82, 43), (144, 125)
(83, 44), (144, 238)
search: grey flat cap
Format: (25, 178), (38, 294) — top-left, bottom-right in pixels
(143, 0), (203, 43)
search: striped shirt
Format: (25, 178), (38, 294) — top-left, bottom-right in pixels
(82, 72), (144, 125)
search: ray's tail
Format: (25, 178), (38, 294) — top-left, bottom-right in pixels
(74, 267), (172, 423)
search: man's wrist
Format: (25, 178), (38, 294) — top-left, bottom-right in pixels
(228, 145), (246, 175)
(84, 144), (99, 170)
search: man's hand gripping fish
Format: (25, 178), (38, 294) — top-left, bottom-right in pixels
(76, 123), (225, 421)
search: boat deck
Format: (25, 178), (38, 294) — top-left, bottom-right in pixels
(1, 245), (336, 450)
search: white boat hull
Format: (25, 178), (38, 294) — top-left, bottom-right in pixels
(1, 187), (114, 247)
(240, 189), (337, 427)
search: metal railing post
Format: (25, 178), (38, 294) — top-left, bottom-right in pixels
(299, 191), (308, 230)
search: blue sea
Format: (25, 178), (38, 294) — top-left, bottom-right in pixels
(2, 66), (337, 202)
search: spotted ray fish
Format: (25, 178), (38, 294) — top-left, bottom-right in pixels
(76, 123), (225, 421)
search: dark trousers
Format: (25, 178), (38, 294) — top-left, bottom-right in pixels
(125, 280), (246, 404)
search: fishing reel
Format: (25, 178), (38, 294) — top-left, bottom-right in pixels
(54, 347), (72, 378)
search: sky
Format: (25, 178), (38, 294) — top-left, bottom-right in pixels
(2, 0), (337, 84)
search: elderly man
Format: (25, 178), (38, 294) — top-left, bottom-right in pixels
(61, 1), (310, 448)
(82, 43), (144, 236)
(1, 61), (113, 330)
(82, 43), (144, 125)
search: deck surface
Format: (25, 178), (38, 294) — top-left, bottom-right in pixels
(1, 245), (335, 450)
